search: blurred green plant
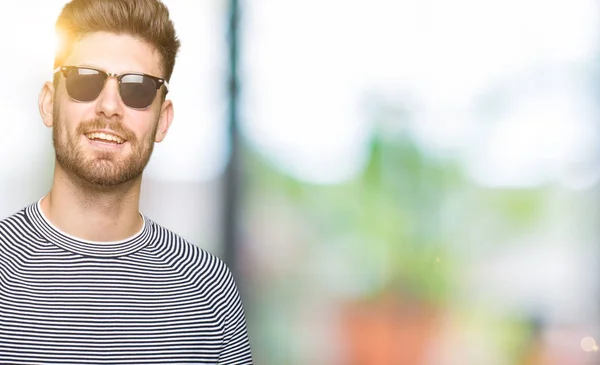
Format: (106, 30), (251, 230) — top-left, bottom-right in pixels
(244, 128), (459, 305)
(243, 106), (549, 308)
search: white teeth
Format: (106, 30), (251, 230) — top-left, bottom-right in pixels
(85, 132), (125, 144)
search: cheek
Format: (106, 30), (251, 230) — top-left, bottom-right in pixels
(127, 112), (161, 142)
(57, 115), (81, 138)
(55, 99), (87, 131)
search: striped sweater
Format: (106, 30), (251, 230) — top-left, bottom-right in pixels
(0, 200), (252, 364)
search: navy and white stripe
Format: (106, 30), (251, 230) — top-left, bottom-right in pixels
(0, 200), (252, 364)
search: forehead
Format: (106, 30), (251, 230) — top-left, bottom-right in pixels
(63, 32), (163, 77)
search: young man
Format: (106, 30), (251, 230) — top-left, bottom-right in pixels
(0, 0), (253, 364)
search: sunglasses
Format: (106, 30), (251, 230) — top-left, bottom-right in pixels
(54, 66), (169, 110)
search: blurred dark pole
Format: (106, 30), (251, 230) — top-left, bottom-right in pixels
(222, 0), (242, 280)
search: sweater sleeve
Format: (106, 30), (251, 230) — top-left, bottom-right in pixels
(216, 265), (253, 365)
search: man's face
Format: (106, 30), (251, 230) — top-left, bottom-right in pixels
(51, 32), (169, 188)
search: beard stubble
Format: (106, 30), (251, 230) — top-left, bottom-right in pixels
(52, 105), (159, 188)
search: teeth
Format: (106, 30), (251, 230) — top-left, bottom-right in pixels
(85, 132), (125, 144)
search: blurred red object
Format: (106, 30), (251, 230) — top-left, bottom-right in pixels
(338, 294), (440, 365)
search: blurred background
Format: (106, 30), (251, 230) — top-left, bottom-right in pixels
(2, 1), (600, 364)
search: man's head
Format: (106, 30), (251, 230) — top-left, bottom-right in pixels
(39, 0), (181, 189)
(54, 0), (180, 86)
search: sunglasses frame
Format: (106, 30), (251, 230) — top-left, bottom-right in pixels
(54, 65), (170, 110)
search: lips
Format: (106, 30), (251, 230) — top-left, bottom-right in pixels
(84, 131), (126, 145)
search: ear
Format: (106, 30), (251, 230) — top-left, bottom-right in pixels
(155, 99), (174, 143)
(39, 81), (55, 128)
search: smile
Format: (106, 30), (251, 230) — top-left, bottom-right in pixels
(84, 131), (126, 145)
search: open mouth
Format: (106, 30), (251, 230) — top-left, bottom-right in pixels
(84, 132), (126, 145)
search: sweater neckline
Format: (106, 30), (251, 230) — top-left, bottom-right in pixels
(26, 198), (152, 258)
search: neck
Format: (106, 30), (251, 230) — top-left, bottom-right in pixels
(41, 164), (144, 242)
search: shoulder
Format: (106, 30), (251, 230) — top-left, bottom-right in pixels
(0, 205), (35, 241)
(0, 203), (42, 256)
(0, 204), (29, 225)
(145, 218), (235, 289)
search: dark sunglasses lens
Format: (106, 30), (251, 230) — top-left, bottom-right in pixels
(65, 68), (106, 102)
(119, 74), (158, 109)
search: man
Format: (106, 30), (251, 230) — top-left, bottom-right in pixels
(0, 0), (253, 364)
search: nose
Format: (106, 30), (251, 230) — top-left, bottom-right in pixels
(95, 76), (124, 119)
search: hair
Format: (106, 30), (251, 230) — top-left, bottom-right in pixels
(54, 0), (181, 82)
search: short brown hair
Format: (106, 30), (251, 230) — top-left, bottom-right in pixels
(54, 0), (180, 81)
